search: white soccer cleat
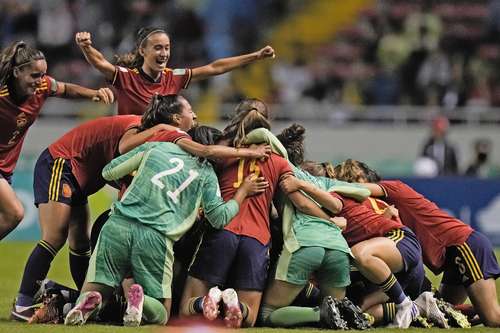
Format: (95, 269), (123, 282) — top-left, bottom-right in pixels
(390, 297), (420, 329)
(221, 288), (243, 328)
(202, 286), (222, 321)
(123, 284), (144, 327)
(415, 291), (449, 328)
(64, 291), (102, 326)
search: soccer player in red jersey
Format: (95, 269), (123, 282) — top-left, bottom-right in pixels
(180, 101), (326, 328)
(0, 41), (114, 241)
(334, 159), (500, 327)
(75, 27), (275, 115)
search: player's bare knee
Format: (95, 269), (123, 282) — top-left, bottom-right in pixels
(2, 203), (24, 229)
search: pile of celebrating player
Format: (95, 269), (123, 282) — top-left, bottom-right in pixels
(1, 27), (499, 329)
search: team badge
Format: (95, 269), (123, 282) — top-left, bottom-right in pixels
(62, 183), (72, 198)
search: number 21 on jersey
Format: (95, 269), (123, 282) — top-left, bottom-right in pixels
(151, 157), (199, 203)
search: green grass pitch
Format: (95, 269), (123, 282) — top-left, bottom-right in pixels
(1, 242), (499, 332)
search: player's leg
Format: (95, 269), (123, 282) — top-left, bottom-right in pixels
(319, 249), (371, 329)
(13, 200), (72, 320)
(455, 231), (500, 326)
(351, 235), (417, 328)
(259, 246), (321, 327)
(67, 203), (91, 290)
(225, 235), (271, 328)
(14, 153), (76, 320)
(0, 174), (23, 240)
(180, 229), (238, 319)
(65, 214), (133, 325)
(131, 226), (180, 325)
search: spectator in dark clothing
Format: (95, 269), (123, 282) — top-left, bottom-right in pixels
(420, 116), (459, 175)
(465, 138), (493, 178)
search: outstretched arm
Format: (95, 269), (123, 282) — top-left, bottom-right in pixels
(75, 31), (116, 81)
(281, 175), (343, 215)
(191, 46), (275, 82)
(176, 138), (271, 160)
(119, 124), (176, 154)
(55, 81), (114, 104)
(360, 183), (385, 197)
(287, 191), (332, 220)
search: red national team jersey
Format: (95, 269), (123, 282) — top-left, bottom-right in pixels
(332, 193), (404, 247)
(48, 115), (141, 196)
(219, 153), (292, 245)
(112, 66), (192, 115)
(363, 197), (403, 224)
(379, 180), (473, 274)
(0, 76), (54, 175)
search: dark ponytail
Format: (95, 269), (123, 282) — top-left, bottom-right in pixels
(0, 41), (45, 86)
(114, 27), (169, 68)
(277, 123), (306, 166)
(138, 94), (184, 131)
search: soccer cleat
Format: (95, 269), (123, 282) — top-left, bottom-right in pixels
(29, 291), (65, 324)
(221, 288), (243, 328)
(414, 291), (449, 328)
(64, 291), (102, 326)
(335, 297), (371, 330)
(123, 284), (144, 327)
(319, 296), (348, 330)
(436, 298), (471, 328)
(202, 286), (222, 321)
(10, 299), (40, 322)
(32, 279), (52, 304)
(411, 315), (433, 328)
(390, 297), (420, 329)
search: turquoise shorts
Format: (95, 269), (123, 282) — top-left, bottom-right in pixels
(275, 246), (351, 288)
(86, 215), (174, 299)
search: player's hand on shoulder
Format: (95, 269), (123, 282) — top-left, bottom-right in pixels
(241, 174), (269, 196)
(92, 87), (114, 104)
(249, 144), (272, 160)
(279, 174), (301, 194)
(257, 45), (275, 59)
(383, 205), (399, 219)
(75, 31), (92, 48)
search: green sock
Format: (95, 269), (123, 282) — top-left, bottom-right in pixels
(142, 295), (168, 325)
(267, 306), (320, 327)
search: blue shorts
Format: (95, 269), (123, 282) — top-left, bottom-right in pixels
(385, 227), (425, 298)
(188, 229), (270, 291)
(442, 230), (500, 287)
(0, 171), (12, 185)
(33, 148), (87, 207)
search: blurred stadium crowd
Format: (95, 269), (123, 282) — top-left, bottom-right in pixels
(2, 0), (500, 109)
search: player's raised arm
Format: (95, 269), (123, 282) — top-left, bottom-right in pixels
(191, 45), (275, 82)
(75, 31), (116, 81)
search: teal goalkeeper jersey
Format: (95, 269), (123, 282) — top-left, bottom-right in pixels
(102, 142), (239, 241)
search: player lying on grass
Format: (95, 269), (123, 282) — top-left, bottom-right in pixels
(0, 40), (113, 241)
(75, 27), (275, 115)
(64, 126), (269, 326)
(335, 159), (500, 327)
